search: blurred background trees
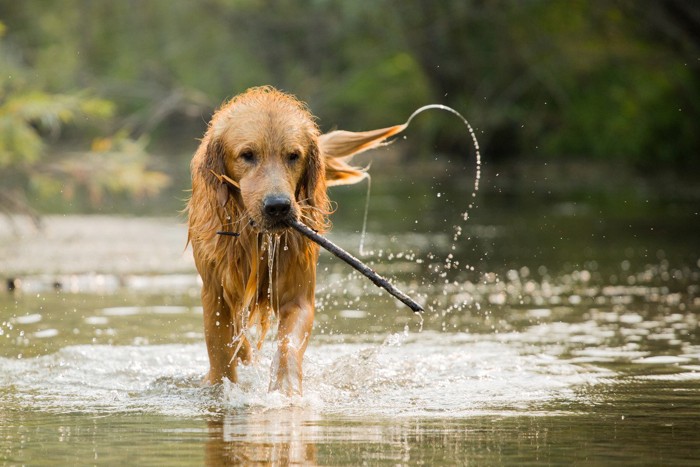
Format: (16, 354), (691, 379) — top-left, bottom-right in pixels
(0, 0), (698, 217)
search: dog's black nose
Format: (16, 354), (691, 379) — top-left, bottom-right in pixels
(263, 195), (292, 219)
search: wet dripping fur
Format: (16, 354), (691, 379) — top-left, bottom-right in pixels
(186, 86), (406, 395)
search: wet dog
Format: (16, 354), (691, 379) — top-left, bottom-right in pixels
(187, 86), (402, 394)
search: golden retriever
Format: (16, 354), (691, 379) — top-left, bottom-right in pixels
(187, 86), (403, 394)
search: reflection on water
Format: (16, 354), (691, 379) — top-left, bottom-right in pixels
(206, 411), (319, 465)
(1, 180), (699, 463)
(2, 394), (699, 465)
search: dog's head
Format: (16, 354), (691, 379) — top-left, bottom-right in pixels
(200, 86), (409, 234)
(202, 87), (327, 233)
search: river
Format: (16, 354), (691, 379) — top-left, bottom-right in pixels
(1, 168), (698, 464)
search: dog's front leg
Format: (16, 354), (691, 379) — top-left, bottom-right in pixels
(269, 300), (314, 395)
(201, 281), (239, 385)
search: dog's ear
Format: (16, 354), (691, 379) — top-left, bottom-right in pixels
(200, 137), (230, 207)
(299, 139), (325, 204)
(319, 125), (404, 186)
(298, 138), (329, 230)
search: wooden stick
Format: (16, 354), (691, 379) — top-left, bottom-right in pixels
(210, 170), (240, 189)
(287, 218), (423, 313)
(209, 171), (423, 312)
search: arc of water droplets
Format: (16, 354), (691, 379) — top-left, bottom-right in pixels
(404, 105), (483, 312)
(404, 104), (482, 203)
(358, 104), (482, 256)
(355, 103), (483, 315)
(358, 174), (372, 256)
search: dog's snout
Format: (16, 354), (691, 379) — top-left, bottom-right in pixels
(263, 195), (292, 219)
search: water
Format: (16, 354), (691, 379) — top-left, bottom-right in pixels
(1, 170), (699, 464)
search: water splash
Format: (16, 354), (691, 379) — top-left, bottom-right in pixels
(0, 330), (619, 417)
(266, 233), (281, 311)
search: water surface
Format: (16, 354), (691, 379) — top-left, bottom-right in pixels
(1, 172), (698, 464)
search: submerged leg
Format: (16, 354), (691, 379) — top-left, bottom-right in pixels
(269, 301), (314, 395)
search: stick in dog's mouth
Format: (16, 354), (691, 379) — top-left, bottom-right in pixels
(216, 218), (423, 313)
(210, 170), (423, 312)
(285, 218), (423, 313)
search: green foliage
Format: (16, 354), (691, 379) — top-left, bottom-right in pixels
(30, 134), (170, 207)
(325, 53), (431, 130)
(391, 0), (699, 171)
(518, 1), (700, 171)
(0, 92), (114, 167)
(0, 19), (169, 218)
(0, 0), (697, 218)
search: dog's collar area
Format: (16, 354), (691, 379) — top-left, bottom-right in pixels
(215, 218), (289, 237)
(216, 231), (240, 237)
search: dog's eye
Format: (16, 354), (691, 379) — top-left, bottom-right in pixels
(287, 152), (300, 163)
(240, 151), (256, 163)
